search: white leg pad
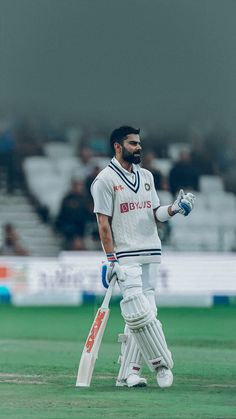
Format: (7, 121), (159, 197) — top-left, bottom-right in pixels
(143, 289), (157, 316)
(117, 330), (143, 381)
(120, 293), (173, 372)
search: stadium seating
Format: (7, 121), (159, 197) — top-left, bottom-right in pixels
(43, 142), (75, 159)
(168, 143), (191, 161)
(206, 191), (236, 211)
(157, 190), (173, 206)
(199, 175), (224, 193)
(153, 158), (173, 176)
(21, 139), (236, 254)
(0, 193), (61, 256)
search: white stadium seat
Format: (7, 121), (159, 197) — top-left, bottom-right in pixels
(199, 175), (224, 194)
(153, 159), (173, 176)
(43, 142), (75, 159)
(157, 190), (173, 206)
(170, 224), (222, 251)
(23, 156), (55, 175)
(206, 191), (236, 211)
(168, 143), (191, 161)
(23, 156), (70, 217)
(54, 156), (82, 180)
(90, 156), (111, 170)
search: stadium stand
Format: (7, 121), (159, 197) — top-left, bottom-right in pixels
(0, 116), (234, 255)
(199, 175), (224, 193)
(21, 135), (236, 253)
(0, 193), (61, 256)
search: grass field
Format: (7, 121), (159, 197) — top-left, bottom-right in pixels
(0, 303), (236, 419)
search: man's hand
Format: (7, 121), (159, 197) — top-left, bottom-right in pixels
(171, 189), (196, 216)
(101, 253), (125, 288)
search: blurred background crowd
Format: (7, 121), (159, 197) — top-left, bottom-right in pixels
(1, 116), (236, 256)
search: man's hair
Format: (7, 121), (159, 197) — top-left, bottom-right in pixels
(110, 126), (140, 149)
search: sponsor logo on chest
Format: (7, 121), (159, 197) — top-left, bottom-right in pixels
(120, 201), (151, 213)
(113, 185), (125, 191)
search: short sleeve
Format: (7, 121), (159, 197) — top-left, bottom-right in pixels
(91, 178), (113, 216)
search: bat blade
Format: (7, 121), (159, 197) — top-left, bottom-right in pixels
(76, 307), (110, 387)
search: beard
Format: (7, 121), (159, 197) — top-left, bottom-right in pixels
(122, 147), (141, 164)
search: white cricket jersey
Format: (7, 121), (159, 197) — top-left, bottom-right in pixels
(91, 157), (162, 264)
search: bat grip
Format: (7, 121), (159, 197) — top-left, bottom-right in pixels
(101, 275), (116, 309)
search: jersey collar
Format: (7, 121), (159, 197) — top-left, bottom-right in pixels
(108, 157), (140, 193)
(112, 157), (138, 175)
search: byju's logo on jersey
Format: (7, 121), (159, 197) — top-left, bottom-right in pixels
(120, 201), (151, 213)
(120, 203), (129, 213)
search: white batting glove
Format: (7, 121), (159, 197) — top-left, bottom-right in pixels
(171, 189), (196, 216)
(101, 253), (125, 288)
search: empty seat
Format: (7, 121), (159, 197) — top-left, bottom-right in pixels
(54, 156), (82, 179)
(171, 227), (220, 251)
(192, 192), (208, 211)
(157, 190), (173, 206)
(199, 175), (224, 194)
(39, 188), (68, 218)
(44, 142), (75, 159)
(153, 158), (173, 176)
(90, 156), (110, 170)
(23, 156), (55, 175)
(206, 192), (236, 211)
(168, 143), (191, 161)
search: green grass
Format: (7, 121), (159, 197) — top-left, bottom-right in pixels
(0, 303), (236, 419)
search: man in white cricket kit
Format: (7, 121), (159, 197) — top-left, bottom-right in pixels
(91, 126), (195, 388)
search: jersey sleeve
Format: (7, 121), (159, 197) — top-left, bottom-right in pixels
(91, 177), (113, 216)
(150, 173), (160, 209)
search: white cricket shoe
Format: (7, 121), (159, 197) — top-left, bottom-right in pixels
(127, 374), (147, 388)
(156, 367), (173, 388)
(116, 374), (147, 388)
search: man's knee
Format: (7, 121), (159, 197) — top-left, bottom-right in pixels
(143, 289), (157, 316)
(119, 264), (143, 298)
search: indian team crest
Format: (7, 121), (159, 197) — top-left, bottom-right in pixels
(145, 183), (151, 191)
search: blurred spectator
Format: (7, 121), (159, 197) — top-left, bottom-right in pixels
(0, 223), (29, 256)
(169, 150), (199, 196)
(55, 178), (92, 250)
(0, 123), (16, 193)
(85, 165), (101, 195)
(204, 125), (232, 174)
(190, 137), (216, 175)
(142, 151), (164, 190)
(223, 165), (236, 195)
(71, 145), (95, 182)
(78, 146), (94, 177)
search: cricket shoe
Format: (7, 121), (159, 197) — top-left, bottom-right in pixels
(156, 367), (173, 388)
(116, 374), (147, 388)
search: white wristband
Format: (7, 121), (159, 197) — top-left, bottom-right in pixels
(155, 205), (172, 222)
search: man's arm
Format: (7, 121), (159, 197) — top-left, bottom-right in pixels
(96, 213), (124, 286)
(96, 213), (114, 254)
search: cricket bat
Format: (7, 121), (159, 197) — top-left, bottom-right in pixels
(76, 276), (116, 387)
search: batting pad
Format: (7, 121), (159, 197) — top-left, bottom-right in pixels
(117, 331), (143, 381)
(120, 293), (173, 371)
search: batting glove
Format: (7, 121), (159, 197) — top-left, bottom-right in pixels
(171, 189), (196, 216)
(101, 253), (125, 289)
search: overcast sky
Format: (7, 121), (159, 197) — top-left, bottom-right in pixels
(0, 0), (236, 131)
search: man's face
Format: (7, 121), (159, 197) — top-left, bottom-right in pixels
(121, 134), (142, 164)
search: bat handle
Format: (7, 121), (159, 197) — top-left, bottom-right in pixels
(101, 275), (116, 309)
